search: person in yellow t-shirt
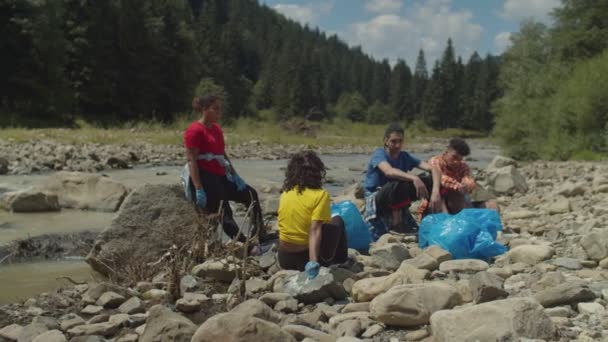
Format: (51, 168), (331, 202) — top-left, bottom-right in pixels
(277, 150), (347, 279)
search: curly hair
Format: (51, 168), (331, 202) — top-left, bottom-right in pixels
(192, 94), (222, 112)
(282, 150), (326, 193)
(448, 138), (470, 156)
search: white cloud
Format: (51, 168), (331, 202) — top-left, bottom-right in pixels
(500, 0), (561, 24)
(343, 0), (483, 66)
(494, 32), (512, 53)
(365, 0), (403, 13)
(272, 2), (334, 26)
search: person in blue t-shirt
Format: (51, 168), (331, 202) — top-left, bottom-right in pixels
(364, 123), (443, 239)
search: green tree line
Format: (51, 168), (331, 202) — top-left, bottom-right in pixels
(494, 0), (608, 160)
(1, 0), (499, 131)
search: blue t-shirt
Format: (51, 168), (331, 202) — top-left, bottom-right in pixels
(364, 148), (421, 192)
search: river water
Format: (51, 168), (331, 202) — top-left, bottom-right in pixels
(0, 144), (499, 303)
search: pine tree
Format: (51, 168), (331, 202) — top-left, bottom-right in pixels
(411, 49), (428, 120)
(389, 60), (412, 121)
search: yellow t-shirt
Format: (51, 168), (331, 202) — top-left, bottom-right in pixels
(278, 187), (331, 245)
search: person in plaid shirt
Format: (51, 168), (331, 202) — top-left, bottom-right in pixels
(418, 138), (498, 220)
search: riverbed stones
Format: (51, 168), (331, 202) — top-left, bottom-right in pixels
(118, 297), (144, 315)
(423, 245), (452, 263)
(81, 305), (104, 316)
(40, 172), (128, 212)
(192, 259), (239, 283)
(400, 253), (438, 271)
(31, 330), (66, 342)
(486, 165), (528, 194)
(282, 325), (334, 342)
(351, 265), (429, 302)
(0, 324), (23, 341)
(470, 271), (508, 303)
(59, 313), (85, 331)
(230, 299), (282, 323)
(580, 231), (608, 261)
(175, 293), (209, 313)
(430, 298), (555, 341)
(370, 282), (462, 327)
(191, 313), (296, 342)
(96, 292), (125, 309)
(139, 305), (196, 342)
(439, 259), (489, 273)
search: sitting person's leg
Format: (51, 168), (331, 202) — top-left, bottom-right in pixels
(277, 248), (308, 271)
(319, 216), (348, 266)
(375, 177), (433, 232)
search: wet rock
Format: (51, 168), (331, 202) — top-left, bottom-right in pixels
(508, 245), (555, 265)
(439, 259), (489, 273)
(534, 282), (596, 307)
(470, 271), (508, 303)
(191, 313), (296, 342)
(430, 298), (555, 341)
(370, 282), (462, 327)
(86, 184), (200, 278)
(283, 268), (348, 304)
(1, 190), (59, 212)
(40, 172), (128, 212)
(139, 305), (196, 342)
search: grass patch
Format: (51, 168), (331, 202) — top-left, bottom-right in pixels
(0, 117), (489, 148)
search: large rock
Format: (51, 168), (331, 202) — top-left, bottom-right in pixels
(430, 298), (555, 341)
(230, 299), (282, 323)
(0, 190), (59, 212)
(439, 259), (489, 273)
(192, 259), (239, 283)
(191, 313), (296, 342)
(370, 282), (463, 327)
(86, 184), (200, 278)
(469, 271), (508, 303)
(580, 231), (608, 261)
(508, 245), (554, 265)
(351, 265), (429, 302)
(369, 243), (410, 271)
(534, 282), (596, 307)
(282, 268), (348, 304)
(487, 165), (528, 194)
(40, 171), (128, 212)
(486, 156), (516, 170)
(139, 305), (196, 342)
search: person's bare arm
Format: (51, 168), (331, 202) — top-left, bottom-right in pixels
(186, 147), (203, 189)
(417, 161), (442, 211)
(308, 220), (323, 262)
(378, 161), (429, 199)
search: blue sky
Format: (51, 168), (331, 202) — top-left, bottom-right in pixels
(261, 0), (561, 66)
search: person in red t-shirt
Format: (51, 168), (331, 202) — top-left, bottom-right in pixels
(184, 94), (264, 244)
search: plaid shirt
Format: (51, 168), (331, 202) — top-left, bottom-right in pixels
(418, 153), (476, 219)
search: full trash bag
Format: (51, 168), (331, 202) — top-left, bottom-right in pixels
(331, 201), (372, 251)
(418, 208), (507, 260)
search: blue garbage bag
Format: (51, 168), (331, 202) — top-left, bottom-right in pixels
(331, 201), (372, 251)
(419, 208), (507, 260)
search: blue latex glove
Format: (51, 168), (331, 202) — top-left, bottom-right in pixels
(304, 261), (320, 280)
(233, 174), (247, 192)
(195, 188), (207, 208)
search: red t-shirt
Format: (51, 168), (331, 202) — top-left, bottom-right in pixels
(184, 121), (226, 175)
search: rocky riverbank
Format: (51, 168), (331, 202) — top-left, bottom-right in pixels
(1, 156), (608, 341)
(0, 139), (450, 176)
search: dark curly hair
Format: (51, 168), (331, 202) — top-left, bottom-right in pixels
(282, 150), (326, 193)
(448, 138), (470, 157)
(192, 94), (222, 112)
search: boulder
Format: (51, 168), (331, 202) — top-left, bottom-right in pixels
(508, 245), (554, 265)
(401, 253), (438, 271)
(191, 313), (296, 342)
(430, 298), (555, 341)
(370, 282), (463, 327)
(230, 299), (282, 323)
(534, 282), (596, 307)
(31, 330), (66, 342)
(1, 190), (59, 212)
(351, 265), (429, 302)
(487, 165), (528, 194)
(369, 243), (410, 271)
(486, 156), (517, 170)
(423, 245), (452, 264)
(282, 268), (348, 304)
(40, 172), (128, 212)
(469, 271), (508, 303)
(282, 325), (334, 342)
(118, 297), (144, 314)
(86, 184), (200, 278)
(439, 259), (489, 273)
(555, 182), (586, 197)
(192, 259), (240, 283)
(175, 293), (209, 313)
(139, 305), (196, 342)
(16, 323), (48, 342)
(580, 231), (608, 261)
